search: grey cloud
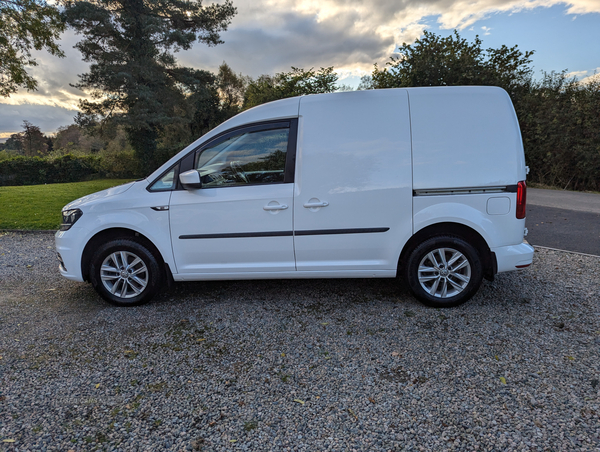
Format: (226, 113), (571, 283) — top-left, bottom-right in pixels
(181, 10), (394, 76)
(0, 104), (78, 135)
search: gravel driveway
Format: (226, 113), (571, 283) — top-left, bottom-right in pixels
(1, 232), (599, 451)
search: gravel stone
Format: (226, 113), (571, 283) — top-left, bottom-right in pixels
(1, 232), (599, 451)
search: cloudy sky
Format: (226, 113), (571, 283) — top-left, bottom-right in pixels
(1, 0), (599, 138)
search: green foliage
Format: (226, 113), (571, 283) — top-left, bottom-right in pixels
(54, 124), (104, 153)
(0, 0), (65, 96)
(1, 120), (49, 156)
(64, 0), (237, 174)
(0, 154), (102, 186)
(517, 72), (600, 191)
(217, 62), (251, 118)
(371, 30), (534, 96)
(18, 120), (48, 156)
(0, 148), (140, 186)
(0, 179), (131, 230)
(243, 67), (339, 109)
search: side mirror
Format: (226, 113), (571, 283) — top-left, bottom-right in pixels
(179, 169), (202, 190)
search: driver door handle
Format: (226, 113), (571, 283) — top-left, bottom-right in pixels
(263, 204), (288, 211)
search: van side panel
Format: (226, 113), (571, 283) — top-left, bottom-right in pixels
(409, 87), (529, 258)
(409, 86), (527, 190)
(293, 89), (412, 272)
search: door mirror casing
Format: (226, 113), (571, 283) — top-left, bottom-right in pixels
(179, 170), (202, 190)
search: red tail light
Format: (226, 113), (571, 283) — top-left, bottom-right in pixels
(516, 180), (527, 219)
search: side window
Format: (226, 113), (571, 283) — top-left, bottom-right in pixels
(196, 127), (290, 188)
(148, 164), (178, 191)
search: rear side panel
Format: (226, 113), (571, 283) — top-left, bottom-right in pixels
(409, 86), (527, 190)
(408, 87), (532, 268)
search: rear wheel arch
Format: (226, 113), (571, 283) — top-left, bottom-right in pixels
(81, 228), (169, 282)
(398, 222), (495, 281)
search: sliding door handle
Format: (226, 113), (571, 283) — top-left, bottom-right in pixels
(303, 201), (329, 208)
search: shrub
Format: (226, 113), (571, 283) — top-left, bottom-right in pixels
(0, 154), (103, 186)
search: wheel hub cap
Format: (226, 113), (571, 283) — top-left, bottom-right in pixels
(100, 251), (149, 299)
(417, 247), (471, 299)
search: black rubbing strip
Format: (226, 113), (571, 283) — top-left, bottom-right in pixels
(179, 227), (390, 239)
(294, 228), (389, 236)
(180, 231), (293, 239)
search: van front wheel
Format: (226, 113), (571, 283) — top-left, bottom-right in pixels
(89, 239), (162, 306)
(405, 236), (483, 308)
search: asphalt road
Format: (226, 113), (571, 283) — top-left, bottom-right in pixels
(526, 188), (600, 256)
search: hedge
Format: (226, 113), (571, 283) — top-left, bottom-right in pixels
(0, 153), (137, 186)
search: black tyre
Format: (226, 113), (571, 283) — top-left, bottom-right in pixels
(405, 236), (483, 308)
(89, 238), (162, 306)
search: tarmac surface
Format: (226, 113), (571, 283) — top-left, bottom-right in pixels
(526, 188), (600, 256)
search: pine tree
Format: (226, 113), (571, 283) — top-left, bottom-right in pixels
(64, 0), (236, 174)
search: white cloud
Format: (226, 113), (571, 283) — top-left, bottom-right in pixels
(481, 26), (492, 35)
(580, 68), (600, 84)
(566, 69), (590, 78)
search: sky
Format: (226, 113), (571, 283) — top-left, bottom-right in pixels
(1, 0), (599, 139)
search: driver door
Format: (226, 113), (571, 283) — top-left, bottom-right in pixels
(169, 121), (297, 275)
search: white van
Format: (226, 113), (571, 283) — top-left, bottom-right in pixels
(55, 86), (533, 308)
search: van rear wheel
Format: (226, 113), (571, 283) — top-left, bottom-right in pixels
(89, 238), (162, 306)
(405, 236), (483, 308)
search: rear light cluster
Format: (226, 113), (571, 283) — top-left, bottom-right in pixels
(516, 180), (526, 219)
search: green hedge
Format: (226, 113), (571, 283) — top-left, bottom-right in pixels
(0, 153), (138, 186)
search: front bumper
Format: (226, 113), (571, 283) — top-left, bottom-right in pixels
(55, 229), (85, 282)
(492, 241), (535, 273)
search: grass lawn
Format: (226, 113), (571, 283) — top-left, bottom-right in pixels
(0, 179), (133, 230)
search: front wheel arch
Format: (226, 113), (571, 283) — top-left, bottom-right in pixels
(81, 228), (169, 282)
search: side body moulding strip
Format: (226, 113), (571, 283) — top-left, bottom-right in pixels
(179, 227), (390, 240)
(413, 185), (518, 196)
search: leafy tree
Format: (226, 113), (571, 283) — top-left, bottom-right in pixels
(357, 75), (374, 90)
(64, 0), (236, 174)
(9, 120), (48, 156)
(3, 134), (23, 152)
(518, 72), (600, 191)
(371, 30), (534, 97)
(243, 66), (338, 109)
(21, 120), (48, 156)
(0, 0), (65, 97)
(53, 124), (104, 153)
(217, 62), (251, 117)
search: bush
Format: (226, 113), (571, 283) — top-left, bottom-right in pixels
(516, 73), (600, 192)
(0, 154), (103, 186)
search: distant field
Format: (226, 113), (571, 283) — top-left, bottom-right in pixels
(0, 179), (132, 230)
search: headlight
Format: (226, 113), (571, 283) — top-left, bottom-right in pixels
(60, 208), (83, 231)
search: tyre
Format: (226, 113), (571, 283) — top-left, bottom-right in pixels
(405, 236), (483, 308)
(89, 238), (162, 306)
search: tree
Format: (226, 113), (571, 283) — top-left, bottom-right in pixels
(243, 66), (338, 109)
(3, 134), (23, 152)
(0, 0), (65, 97)
(53, 124), (105, 153)
(64, 0), (236, 174)
(517, 72), (600, 191)
(217, 62), (250, 118)
(371, 30), (534, 97)
(8, 120), (48, 156)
